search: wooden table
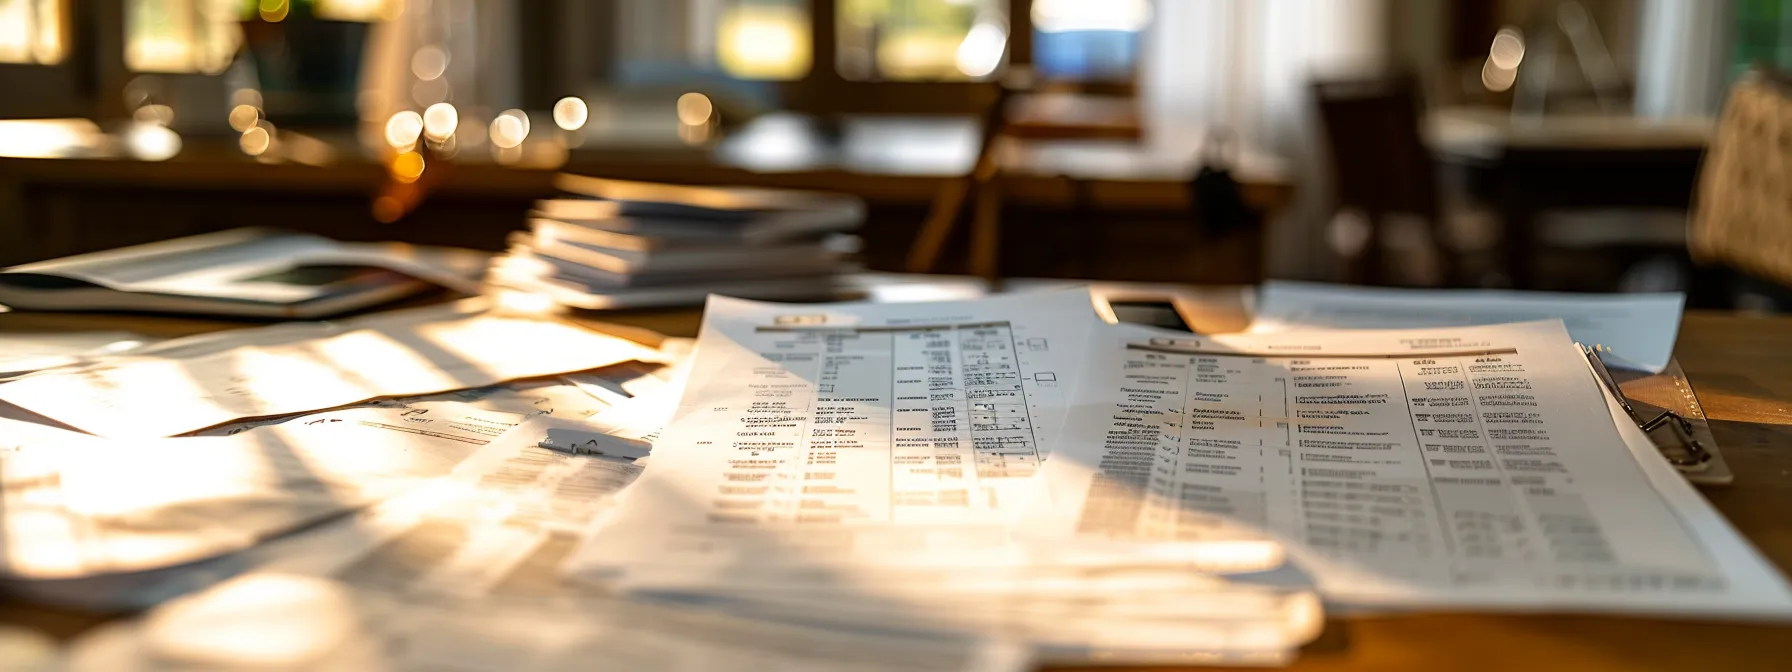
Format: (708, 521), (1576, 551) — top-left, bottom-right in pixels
(3, 289), (1791, 670)
(578, 113), (1293, 213)
(0, 115), (1292, 283)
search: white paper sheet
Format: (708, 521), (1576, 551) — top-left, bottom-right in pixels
(0, 400), (524, 580)
(65, 572), (1032, 672)
(1021, 320), (1792, 616)
(567, 290), (1099, 577)
(1250, 281), (1685, 372)
(65, 420), (1029, 672)
(0, 301), (661, 438)
(0, 332), (148, 379)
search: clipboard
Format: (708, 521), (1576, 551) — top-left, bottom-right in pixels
(1585, 347), (1734, 486)
(1082, 286), (1733, 486)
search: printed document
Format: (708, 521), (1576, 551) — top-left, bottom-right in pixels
(1021, 320), (1792, 615)
(1249, 281), (1684, 372)
(567, 290), (1098, 577)
(559, 292), (1327, 662)
(0, 301), (661, 437)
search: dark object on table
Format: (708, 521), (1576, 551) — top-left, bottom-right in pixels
(1188, 130), (1261, 238)
(1311, 72), (1452, 285)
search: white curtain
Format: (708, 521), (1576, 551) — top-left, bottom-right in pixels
(1141, 0), (1389, 278)
(1634, 0), (1731, 118)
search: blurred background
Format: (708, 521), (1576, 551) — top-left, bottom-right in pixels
(0, 0), (1788, 308)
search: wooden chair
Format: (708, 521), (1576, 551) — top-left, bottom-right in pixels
(1688, 67), (1792, 300)
(905, 69), (1144, 282)
(905, 75), (1021, 281)
(1311, 73), (1453, 285)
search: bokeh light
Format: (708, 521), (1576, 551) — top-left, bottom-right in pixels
(239, 126), (271, 156)
(553, 97), (589, 131)
(259, 0), (290, 22)
(391, 151), (425, 183)
(410, 45), (448, 81)
(124, 123), (181, 161)
(422, 103), (458, 142)
(384, 110), (424, 149)
(228, 105), (260, 133)
(490, 109), (529, 149)
(675, 93), (714, 126)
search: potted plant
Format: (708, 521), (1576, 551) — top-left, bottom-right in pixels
(238, 0), (379, 129)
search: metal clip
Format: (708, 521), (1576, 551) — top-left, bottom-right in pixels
(1581, 344), (1710, 468)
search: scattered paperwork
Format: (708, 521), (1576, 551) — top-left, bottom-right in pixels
(0, 301), (662, 437)
(0, 401), (522, 581)
(1250, 281), (1685, 372)
(3, 282), (1783, 669)
(562, 291), (1327, 662)
(1021, 320), (1792, 616)
(67, 420), (1029, 672)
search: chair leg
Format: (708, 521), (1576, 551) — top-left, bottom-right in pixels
(907, 178), (973, 273)
(969, 180), (1003, 284)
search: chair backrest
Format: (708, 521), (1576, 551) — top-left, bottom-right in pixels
(1689, 68), (1792, 286)
(1310, 73), (1439, 218)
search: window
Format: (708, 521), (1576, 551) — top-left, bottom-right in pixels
(1029, 0), (1147, 81)
(1732, 0), (1792, 79)
(609, 0), (812, 81)
(582, 0), (1140, 115)
(0, 0), (82, 119)
(125, 0), (242, 73)
(715, 0), (812, 79)
(123, 0), (390, 74)
(0, 0), (64, 64)
(837, 0), (1008, 81)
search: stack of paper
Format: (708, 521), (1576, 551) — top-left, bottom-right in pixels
(559, 290), (1328, 664)
(486, 175), (866, 309)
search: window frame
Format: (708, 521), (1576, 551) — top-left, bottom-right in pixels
(0, 1), (230, 122)
(535, 0), (1121, 117)
(777, 0), (1034, 115)
(0, 0), (96, 119)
